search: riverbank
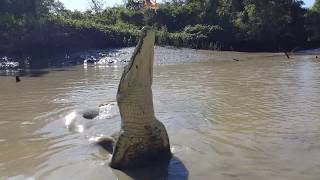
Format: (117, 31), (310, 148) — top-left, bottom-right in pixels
(2, 25), (320, 58)
(1, 46), (319, 78)
(2, 19), (320, 57)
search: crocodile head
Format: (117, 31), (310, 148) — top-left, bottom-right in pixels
(117, 26), (154, 96)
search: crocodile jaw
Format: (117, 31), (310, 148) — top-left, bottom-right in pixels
(117, 27), (154, 96)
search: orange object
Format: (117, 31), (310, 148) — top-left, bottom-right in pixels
(144, 0), (158, 11)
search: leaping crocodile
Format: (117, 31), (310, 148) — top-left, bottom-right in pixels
(108, 26), (172, 169)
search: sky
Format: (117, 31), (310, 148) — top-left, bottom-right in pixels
(58, 0), (119, 11)
(304, 0), (316, 7)
(59, 0), (316, 12)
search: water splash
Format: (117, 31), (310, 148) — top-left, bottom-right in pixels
(64, 111), (85, 133)
(64, 103), (119, 133)
(98, 102), (119, 119)
(0, 56), (20, 69)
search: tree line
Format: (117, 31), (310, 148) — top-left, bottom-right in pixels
(1, 0), (320, 55)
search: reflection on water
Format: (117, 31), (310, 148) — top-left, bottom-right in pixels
(1, 48), (320, 179)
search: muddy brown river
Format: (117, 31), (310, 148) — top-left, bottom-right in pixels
(0, 47), (320, 180)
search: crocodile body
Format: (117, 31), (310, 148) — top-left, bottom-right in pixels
(110, 27), (172, 169)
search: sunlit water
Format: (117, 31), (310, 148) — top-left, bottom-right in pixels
(1, 47), (320, 180)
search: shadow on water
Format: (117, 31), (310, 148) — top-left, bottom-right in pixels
(112, 157), (189, 180)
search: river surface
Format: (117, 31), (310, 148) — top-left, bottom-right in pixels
(1, 47), (320, 180)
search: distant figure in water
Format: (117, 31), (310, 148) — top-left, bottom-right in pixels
(316, 56), (318, 59)
(144, 0), (158, 12)
(15, 76), (21, 82)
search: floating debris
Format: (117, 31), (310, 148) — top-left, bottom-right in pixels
(15, 76), (21, 82)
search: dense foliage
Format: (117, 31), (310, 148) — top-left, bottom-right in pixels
(312, 0), (320, 12)
(1, 0), (320, 55)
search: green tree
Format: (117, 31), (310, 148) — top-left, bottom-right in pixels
(306, 0), (320, 42)
(124, 0), (144, 10)
(0, 0), (62, 53)
(88, 0), (106, 13)
(232, 0), (306, 49)
(0, 0), (317, 54)
(312, 0), (320, 12)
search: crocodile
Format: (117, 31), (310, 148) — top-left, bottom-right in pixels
(108, 26), (172, 169)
